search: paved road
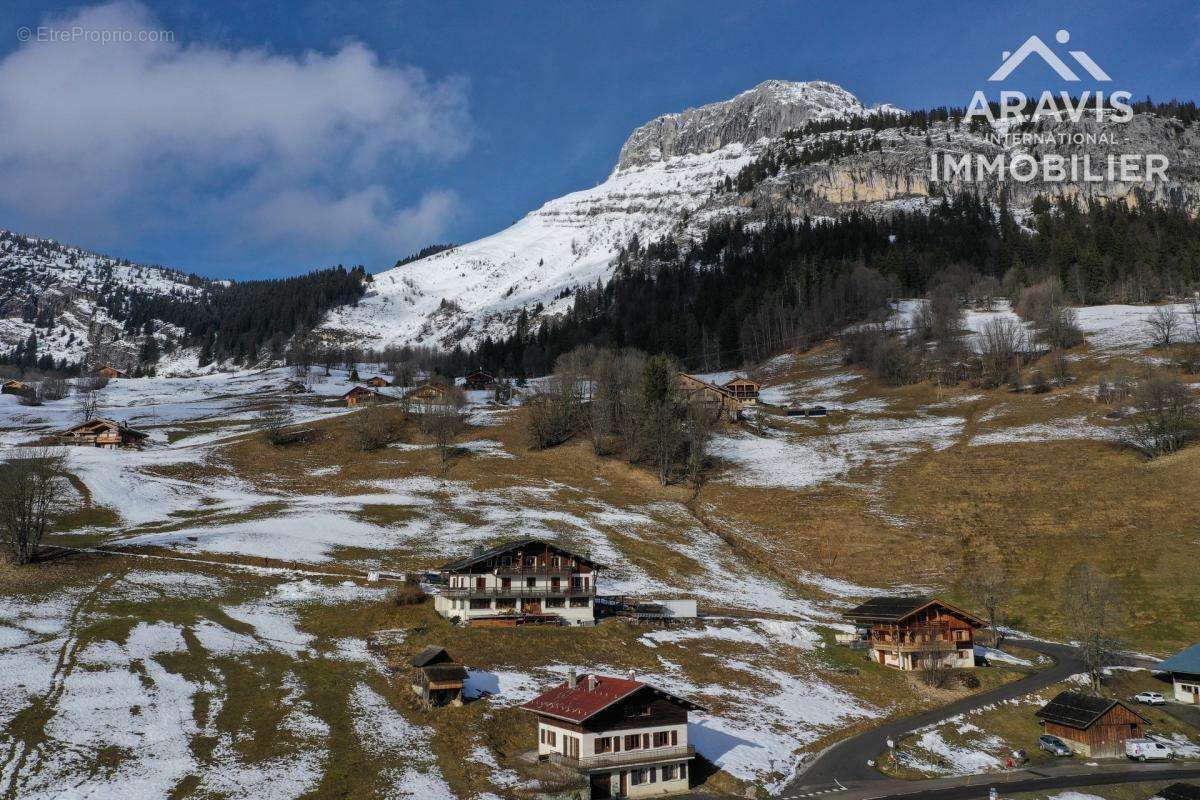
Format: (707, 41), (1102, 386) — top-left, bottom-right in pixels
(849, 765), (1200, 800)
(783, 640), (1087, 797)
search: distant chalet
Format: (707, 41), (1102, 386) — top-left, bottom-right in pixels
(1, 379), (30, 395)
(844, 596), (984, 671)
(341, 385), (393, 407)
(1036, 691), (1148, 758)
(721, 377), (760, 404)
(403, 383), (450, 408)
(410, 645), (467, 707)
(522, 670), (703, 798)
(59, 418), (149, 449)
(365, 375), (393, 388)
(435, 539), (601, 627)
(463, 369), (495, 390)
(93, 365), (126, 379)
(675, 374), (743, 420)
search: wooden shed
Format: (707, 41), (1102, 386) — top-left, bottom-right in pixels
(411, 646), (468, 707)
(365, 376), (392, 388)
(59, 418), (149, 449)
(1, 379), (30, 395)
(722, 377), (760, 404)
(1036, 691), (1148, 757)
(94, 365), (127, 379)
(403, 383), (450, 410)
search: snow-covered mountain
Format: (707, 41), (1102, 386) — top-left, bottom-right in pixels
(321, 78), (1200, 351)
(321, 80), (893, 350)
(0, 231), (201, 369)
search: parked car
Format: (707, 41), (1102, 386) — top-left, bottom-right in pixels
(1131, 691), (1166, 705)
(1038, 734), (1072, 756)
(1126, 738), (1173, 761)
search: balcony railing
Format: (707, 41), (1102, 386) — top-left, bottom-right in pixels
(441, 584), (596, 598)
(549, 745), (695, 771)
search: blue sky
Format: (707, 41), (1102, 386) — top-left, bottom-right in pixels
(0, 0), (1195, 279)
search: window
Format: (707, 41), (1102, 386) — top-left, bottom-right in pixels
(653, 731), (669, 748)
(662, 764), (677, 781)
(626, 704), (650, 718)
(499, 556), (511, 566)
(630, 768), (651, 786)
(545, 729), (556, 746)
(624, 734), (641, 750)
(552, 556), (562, 567)
(569, 597), (590, 607)
(500, 577), (511, 589)
(679, 763), (687, 780)
(648, 767), (657, 784)
(594, 737), (612, 754)
(469, 599), (491, 610)
(545, 598), (565, 608)
(525, 556), (536, 567)
(526, 577), (536, 588)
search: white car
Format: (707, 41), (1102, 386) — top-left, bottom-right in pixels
(1126, 738), (1173, 761)
(1131, 691), (1166, 705)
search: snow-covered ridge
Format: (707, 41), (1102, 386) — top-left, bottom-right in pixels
(617, 80), (883, 170)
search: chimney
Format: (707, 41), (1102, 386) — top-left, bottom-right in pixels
(588, 675), (598, 691)
(627, 670), (635, 681)
(567, 668), (577, 689)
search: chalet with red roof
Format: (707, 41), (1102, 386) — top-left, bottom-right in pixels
(521, 670), (703, 799)
(435, 539), (601, 627)
(844, 596), (984, 671)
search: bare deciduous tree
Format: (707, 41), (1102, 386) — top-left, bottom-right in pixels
(683, 400), (717, 499)
(0, 448), (71, 565)
(260, 403), (295, 446)
(959, 552), (1014, 647)
(1060, 563), (1123, 693)
(976, 318), (1027, 388)
(1145, 306), (1181, 349)
(76, 389), (100, 423)
(425, 390), (468, 467)
(1121, 373), (1198, 456)
(351, 401), (403, 452)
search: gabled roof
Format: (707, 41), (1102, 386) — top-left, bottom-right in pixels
(61, 418), (148, 438)
(440, 538), (605, 572)
(844, 596), (986, 627)
(722, 376), (760, 388)
(1158, 642), (1200, 675)
(1036, 691), (1147, 729)
(521, 673), (704, 724)
(412, 645), (456, 667)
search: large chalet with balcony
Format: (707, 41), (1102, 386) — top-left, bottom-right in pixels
(522, 670), (703, 799)
(434, 539), (602, 627)
(844, 596), (984, 671)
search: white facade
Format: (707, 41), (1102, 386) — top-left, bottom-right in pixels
(1173, 674), (1200, 704)
(434, 569), (596, 626)
(537, 719), (692, 798)
(876, 646), (974, 671)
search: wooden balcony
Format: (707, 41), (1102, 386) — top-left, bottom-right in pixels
(441, 584), (596, 599)
(548, 745), (695, 772)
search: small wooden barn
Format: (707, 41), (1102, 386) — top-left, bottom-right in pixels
(1, 379), (30, 395)
(342, 385), (393, 407)
(366, 376), (392, 388)
(94, 365), (127, 379)
(59, 418), (149, 449)
(722, 377), (760, 404)
(463, 369), (495, 390)
(1036, 691), (1148, 757)
(411, 646), (468, 707)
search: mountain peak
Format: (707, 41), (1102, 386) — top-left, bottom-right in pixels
(616, 80), (868, 170)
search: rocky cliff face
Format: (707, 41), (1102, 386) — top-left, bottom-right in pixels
(616, 80), (874, 170)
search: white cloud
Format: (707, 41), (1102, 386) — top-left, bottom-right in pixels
(0, 1), (469, 261)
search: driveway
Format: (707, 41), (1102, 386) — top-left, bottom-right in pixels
(783, 639), (1085, 797)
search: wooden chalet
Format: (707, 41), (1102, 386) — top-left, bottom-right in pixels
(59, 418), (149, 449)
(1, 379), (30, 395)
(365, 375), (393, 388)
(403, 382), (450, 408)
(675, 374), (742, 421)
(522, 670), (704, 799)
(1157, 642), (1200, 705)
(722, 377), (760, 404)
(464, 369), (496, 390)
(341, 385), (393, 407)
(93, 365), (127, 379)
(1036, 691), (1148, 757)
(410, 645), (468, 707)
(435, 539), (603, 627)
(844, 596), (984, 671)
